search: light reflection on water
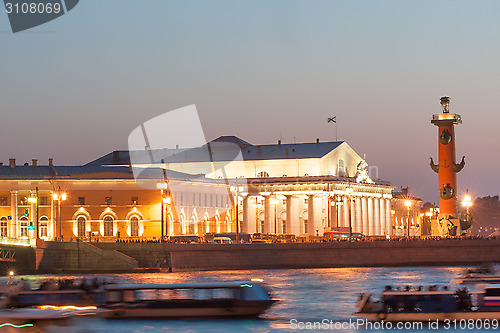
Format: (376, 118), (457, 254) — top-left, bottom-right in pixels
(2, 266), (494, 332)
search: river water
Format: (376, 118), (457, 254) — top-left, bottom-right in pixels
(4, 266), (496, 332)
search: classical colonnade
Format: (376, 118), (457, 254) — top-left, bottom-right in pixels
(240, 193), (392, 237)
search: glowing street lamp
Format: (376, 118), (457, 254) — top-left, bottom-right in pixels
(462, 189), (472, 224)
(404, 200), (411, 237)
(345, 186), (354, 240)
(53, 190), (66, 240)
(157, 182), (168, 239)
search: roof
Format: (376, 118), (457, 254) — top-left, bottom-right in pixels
(0, 165), (212, 182)
(86, 136), (345, 166)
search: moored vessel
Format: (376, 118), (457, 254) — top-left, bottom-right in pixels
(355, 284), (500, 321)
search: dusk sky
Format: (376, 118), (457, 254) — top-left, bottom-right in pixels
(1, 0), (499, 203)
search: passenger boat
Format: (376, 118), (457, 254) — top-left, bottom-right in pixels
(355, 284), (500, 321)
(101, 281), (279, 319)
(0, 280), (278, 320)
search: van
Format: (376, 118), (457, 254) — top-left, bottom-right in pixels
(213, 237), (233, 244)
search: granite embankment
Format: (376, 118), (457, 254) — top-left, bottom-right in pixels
(23, 238), (500, 273)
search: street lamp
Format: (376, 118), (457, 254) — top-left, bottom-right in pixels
(462, 189), (472, 224)
(157, 182), (168, 239)
(164, 196), (171, 238)
(53, 191), (66, 240)
(404, 200), (411, 237)
(230, 184), (243, 243)
(345, 186), (354, 240)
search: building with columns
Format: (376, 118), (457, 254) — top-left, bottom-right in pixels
(92, 136), (396, 238)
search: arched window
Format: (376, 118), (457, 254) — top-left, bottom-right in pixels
(130, 216), (139, 237)
(76, 215), (86, 238)
(39, 216), (49, 238)
(257, 171), (270, 178)
(103, 215), (114, 237)
(0, 217), (7, 237)
(19, 216), (28, 238)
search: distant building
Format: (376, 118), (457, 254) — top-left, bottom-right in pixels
(391, 187), (423, 237)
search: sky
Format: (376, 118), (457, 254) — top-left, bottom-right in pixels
(1, 0), (499, 203)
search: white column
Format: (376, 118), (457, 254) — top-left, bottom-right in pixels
(287, 196), (300, 236)
(386, 199), (392, 236)
(355, 196), (362, 234)
(10, 190), (18, 238)
(343, 196), (348, 228)
(380, 198), (386, 236)
(243, 196), (257, 234)
(374, 198), (380, 235)
(264, 196), (272, 234)
(362, 197), (368, 236)
(367, 197), (374, 236)
(307, 195), (315, 236)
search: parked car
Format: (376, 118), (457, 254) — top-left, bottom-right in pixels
(213, 237), (233, 244)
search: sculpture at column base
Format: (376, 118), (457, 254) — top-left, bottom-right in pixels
(430, 214), (460, 237)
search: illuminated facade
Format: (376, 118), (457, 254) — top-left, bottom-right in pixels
(93, 136), (395, 237)
(0, 160), (232, 241)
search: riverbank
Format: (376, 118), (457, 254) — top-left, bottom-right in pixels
(21, 238), (500, 274)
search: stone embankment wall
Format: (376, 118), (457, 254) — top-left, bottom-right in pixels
(169, 239), (500, 272)
(22, 239), (500, 274)
(35, 241), (139, 273)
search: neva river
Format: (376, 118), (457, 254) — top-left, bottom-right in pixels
(5, 266), (496, 332)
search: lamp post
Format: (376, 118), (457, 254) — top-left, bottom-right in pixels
(53, 191), (66, 240)
(164, 196), (171, 239)
(345, 186), (354, 240)
(27, 190), (38, 239)
(404, 200), (411, 237)
(462, 189), (472, 232)
(270, 197), (280, 235)
(157, 182), (168, 240)
(230, 184), (243, 243)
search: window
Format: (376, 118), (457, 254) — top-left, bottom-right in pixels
(103, 215), (114, 236)
(78, 197), (85, 205)
(0, 197), (7, 206)
(282, 220), (287, 234)
(261, 221), (265, 233)
(304, 199), (308, 205)
(257, 171), (270, 178)
(193, 193), (196, 206)
(130, 216), (139, 237)
(19, 216), (28, 238)
(215, 194), (218, 207)
(39, 216), (49, 238)
(0, 217), (7, 237)
(77, 216), (86, 237)
(338, 159), (345, 177)
(304, 220), (308, 234)
(105, 197), (112, 205)
(131, 197), (138, 205)
(39, 197), (48, 205)
(204, 194), (207, 207)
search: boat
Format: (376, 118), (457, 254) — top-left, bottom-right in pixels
(101, 281), (279, 319)
(355, 284), (500, 321)
(0, 280), (279, 320)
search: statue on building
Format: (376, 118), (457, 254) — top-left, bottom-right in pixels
(355, 160), (374, 184)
